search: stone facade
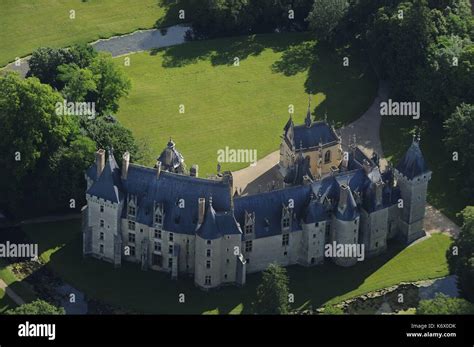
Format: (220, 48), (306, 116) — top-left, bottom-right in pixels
(82, 121), (431, 290)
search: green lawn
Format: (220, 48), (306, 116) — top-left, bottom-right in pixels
(115, 32), (378, 175)
(0, 0), (178, 67)
(0, 259), (37, 306)
(24, 220), (451, 314)
(380, 117), (466, 224)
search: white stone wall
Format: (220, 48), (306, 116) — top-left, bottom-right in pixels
(220, 234), (241, 284)
(299, 222), (326, 266)
(330, 216), (360, 267)
(395, 170), (431, 243)
(360, 208), (388, 258)
(86, 195), (122, 263)
(244, 231), (302, 273)
(194, 236), (222, 289)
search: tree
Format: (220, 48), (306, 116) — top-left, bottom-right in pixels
(6, 300), (65, 315)
(444, 104), (474, 196)
(27, 44), (98, 91)
(79, 116), (142, 164)
(0, 73), (94, 217)
(417, 293), (474, 314)
(58, 63), (96, 102)
(38, 135), (96, 214)
(68, 43), (98, 69)
(190, 0), (313, 39)
(367, 0), (437, 98)
(89, 53), (131, 115)
(447, 206), (474, 302)
(253, 263), (290, 314)
(306, 0), (349, 42)
(27, 47), (73, 89)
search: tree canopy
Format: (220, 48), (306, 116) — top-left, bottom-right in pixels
(5, 299), (65, 315)
(0, 72), (95, 217)
(306, 0), (349, 42)
(417, 293), (474, 314)
(448, 206), (474, 302)
(253, 263), (291, 314)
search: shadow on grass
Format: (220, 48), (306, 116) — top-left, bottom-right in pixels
(151, 32), (312, 68)
(149, 32), (377, 126)
(24, 220), (407, 314)
(154, 0), (196, 29)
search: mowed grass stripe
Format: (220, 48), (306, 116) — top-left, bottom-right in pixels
(115, 33), (377, 175)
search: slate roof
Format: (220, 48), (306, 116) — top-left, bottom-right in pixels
(122, 166), (232, 235)
(303, 199), (330, 223)
(85, 144), (404, 240)
(157, 139), (185, 172)
(396, 140), (429, 179)
(288, 121), (339, 150)
(336, 187), (359, 221)
(283, 155), (314, 185)
(86, 150), (123, 203)
(196, 201), (241, 240)
(234, 185), (312, 238)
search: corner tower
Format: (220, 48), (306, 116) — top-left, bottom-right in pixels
(394, 135), (431, 244)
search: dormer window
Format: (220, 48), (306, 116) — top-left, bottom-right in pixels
(282, 216), (290, 228)
(128, 205), (136, 216)
(245, 224), (253, 234)
(154, 213), (163, 224)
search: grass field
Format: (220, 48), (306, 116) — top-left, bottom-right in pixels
(380, 117), (467, 224)
(0, 0), (176, 67)
(0, 259), (38, 301)
(24, 220), (451, 314)
(115, 32), (378, 175)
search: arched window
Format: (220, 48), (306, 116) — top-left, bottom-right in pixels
(324, 150), (331, 164)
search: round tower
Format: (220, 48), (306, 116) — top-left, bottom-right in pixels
(330, 184), (360, 267)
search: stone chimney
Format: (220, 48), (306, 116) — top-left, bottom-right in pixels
(96, 149), (105, 178)
(121, 151), (130, 180)
(375, 181), (383, 207)
(338, 184), (349, 210)
(190, 164), (199, 177)
(156, 160), (162, 178)
(198, 198), (206, 224)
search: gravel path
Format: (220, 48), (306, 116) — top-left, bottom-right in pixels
(1, 24), (191, 78)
